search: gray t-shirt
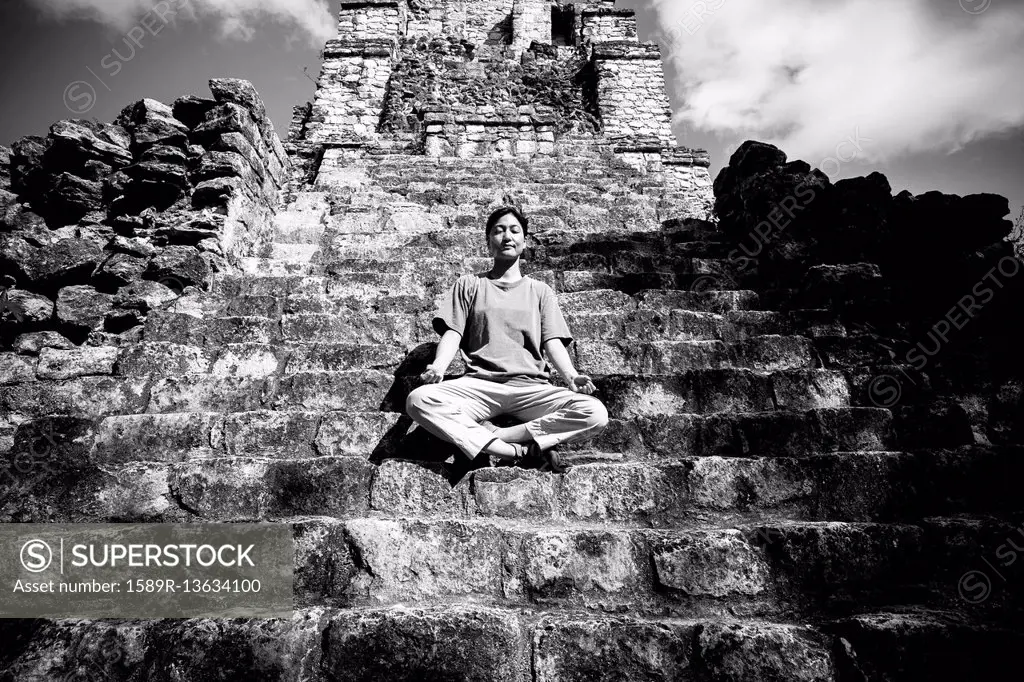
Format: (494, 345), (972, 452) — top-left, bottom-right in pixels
(432, 273), (573, 383)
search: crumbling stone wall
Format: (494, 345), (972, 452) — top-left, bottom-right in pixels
(380, 37), (599, 141)
(306, 41), (394, 143)
(582, 9), (638, 42)
(337, 0), (404, 40)
(593, 43), (675, 146)
(0, 79), (288, 351)
(420, 105), (559, 157)
(296, 0), (704, 202)
(512, 0), (551, 52)
(405, 0), (516, 45)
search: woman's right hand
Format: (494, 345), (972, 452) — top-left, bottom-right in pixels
(420, 365), (444, 384)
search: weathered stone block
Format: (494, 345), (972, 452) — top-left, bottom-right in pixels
(649, 530), (770, 597)
(323, 606), (528, 682)
(698, 622), (836, 681)
(521, 530), (643, 602)
(534, 616), (697, 682)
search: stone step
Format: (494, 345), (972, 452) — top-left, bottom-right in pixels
(210, 282), (765, 320)
(109, 338), (851, 409)
(0, 373), (392, 423)
(608, 407), (896, 459)
(203, 287), (781, 323)
(0, 493), (1014, 618)
(9, 605), (1018, 681)
(143, 305), (824, 359)
(379, 448), (1024, 525)
(6, 415), (1024, 524)
(77, 448), (1018, 526)
(1, 379), (893, 462)
(23, 368), (850, 460)
(269, 243), (320, 261)
(212, 272), (431, 300)
(143, 303), (835, 349)
(19, 513), (1023, 617)
(237, 256), (313, 277)
(573, 337), (819, 374)
(214, 267), (765, 303)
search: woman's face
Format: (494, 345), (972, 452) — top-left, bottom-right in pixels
(487, 213), (526, 261)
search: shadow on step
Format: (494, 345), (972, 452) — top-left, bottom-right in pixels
(372, 342), (494, 487)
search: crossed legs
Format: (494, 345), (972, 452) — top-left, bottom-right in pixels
(405, 376), (609, 462)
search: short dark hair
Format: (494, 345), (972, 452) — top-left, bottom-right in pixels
(485, 206), (529, 240)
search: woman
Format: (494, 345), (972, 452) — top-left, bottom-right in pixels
(405, 206), (609, 473)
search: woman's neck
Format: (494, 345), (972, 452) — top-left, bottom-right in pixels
(488, 257), (522, 281)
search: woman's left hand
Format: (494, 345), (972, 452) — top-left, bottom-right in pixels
(569, 374), (597, 395)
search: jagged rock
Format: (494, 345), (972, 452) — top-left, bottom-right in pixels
(45, 119), (133, 174)
(120, 151), (189, 208)
(55, 284), (115, 330)
(191, 176), (250, 209)
(143, 244), (211, 289)
(209, 78), (268, 127)
(12, 329), (73, 356)
(1, 206), (47, 237)
(0, 188), (17, 213)
(43, 172), (105, 224)
(112, 274), (184, 311)
(115, 98), (190, 153)
(192, 102), (264, 153)
(192, 150), (263, 192)
(152, 211), (222, 243)
(108, 235), (158, 258)
(0, 145), (11, 190)
(1, 234), (105, 290)
(36, 346), (118, 380)
(13, 330), (74, 355)
(2, 289), (53, 324)
(209, 132), (267, 184)
(87, 326), (145, 347)
(698, 622), (836, 681)
(9, 135), (49, 199)
(93, 251), (149, 288)
(172, 94), (219, 129)
(119, 145), (190, 194)
(799, 263), (886, 310)
(111, 177), (187, 215)
(0, 353), (36, 385)
(713, 141), (830, 285)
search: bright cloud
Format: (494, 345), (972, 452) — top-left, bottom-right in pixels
(25, 0), (335, 45)
(647, 0), (1024, 164)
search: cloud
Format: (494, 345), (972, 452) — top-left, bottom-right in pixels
(647, 0), (1024, 164)
(25, 0), (335, 45)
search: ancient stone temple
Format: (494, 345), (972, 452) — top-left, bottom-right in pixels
(2, 0), (1023, 679)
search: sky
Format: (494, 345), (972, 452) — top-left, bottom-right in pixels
(0, 0), (1021, 219)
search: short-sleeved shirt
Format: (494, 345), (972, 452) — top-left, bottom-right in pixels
(432, 273), (573, 383)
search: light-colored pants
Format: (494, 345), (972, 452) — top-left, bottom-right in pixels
(405, 376), (609, 461)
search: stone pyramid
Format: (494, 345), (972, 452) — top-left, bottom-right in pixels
(2, 0), (1023, 679)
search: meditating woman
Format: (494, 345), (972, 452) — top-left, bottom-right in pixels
(405, 205), (609, 473)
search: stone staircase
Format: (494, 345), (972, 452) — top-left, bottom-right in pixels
(3, 153), (1024, 680)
